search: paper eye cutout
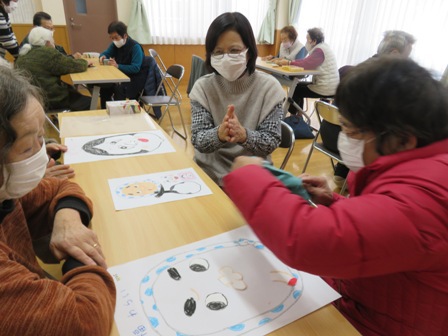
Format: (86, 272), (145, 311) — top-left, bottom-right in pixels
(205, 293), (228, 311)
(189, 258), (209, 272)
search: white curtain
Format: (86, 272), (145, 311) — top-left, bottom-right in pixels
(142, 0), (270, 44)
(9, 0), (35, 23)
(294, 0), (448, 76)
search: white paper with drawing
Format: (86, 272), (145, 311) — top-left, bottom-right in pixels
(108, 225), (341, 336)
(63, 130), (175, 164)
(108, 168), (212, 210)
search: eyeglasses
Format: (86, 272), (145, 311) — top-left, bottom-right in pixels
(211, 48), (247, 59)
(339, 120), (366, 139)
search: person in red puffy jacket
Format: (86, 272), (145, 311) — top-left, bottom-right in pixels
(224, 57), (448, 336)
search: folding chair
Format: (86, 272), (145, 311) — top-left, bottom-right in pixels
(279, 121), (295, 169)
(186, 55), (210, 96)
(148, 49), (182, 101)
(302, 100), (347, 194)
(44, 109), (70, 135)
(140, 64), (187, 140)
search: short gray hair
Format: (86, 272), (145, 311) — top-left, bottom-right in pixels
(377, 30), (416, 55)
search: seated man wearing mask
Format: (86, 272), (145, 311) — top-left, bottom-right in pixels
(99, 21), (147, 108)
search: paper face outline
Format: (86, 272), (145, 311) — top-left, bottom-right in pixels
(139, 238), (303, 335)
(82, 132), (164, 156)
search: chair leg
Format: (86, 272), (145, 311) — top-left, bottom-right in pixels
(301, 144), (315, 173)
(159, 105), (187, 140)
(45, 114), (60, 135)
(340, 178), (348, 195)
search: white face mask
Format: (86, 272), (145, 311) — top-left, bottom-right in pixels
(0, 143), (48, 202)
(113, 38), (126, 48)
(305, 41), (314, 52)
(337, 132), (367, 172)
(211, 49), (248, 82)
(282, 41), (292, 49)
(4, 1), (18, 13)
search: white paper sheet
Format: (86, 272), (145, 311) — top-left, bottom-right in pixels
(108, 225), (341, 336)
(108, 168), (213, 210)
(63, 130), (175, 164)
(60, 113), (156, 138)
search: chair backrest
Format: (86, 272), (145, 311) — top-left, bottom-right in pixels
(279, 120), (295, 169)
(315, 100), (341, 154)
(315, 100), (340, 126)
(149, 48), (169, 73)
(187, 55), (210, 95)
(166, 64), (184, 81)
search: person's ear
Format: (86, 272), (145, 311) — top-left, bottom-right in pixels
(400, 134), (417, 151)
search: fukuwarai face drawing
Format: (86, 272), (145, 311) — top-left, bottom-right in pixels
(139, 238), (303, 335)
(82, 132), (163, 156)
(120, 181), (159, 197)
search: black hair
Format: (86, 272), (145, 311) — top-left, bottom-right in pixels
(205, 12), (258, 75)
(33, 11), (52, 26)
(307, 28), (325, 44)
(107, 21), (127, 37)
(335, 57), (448, 153)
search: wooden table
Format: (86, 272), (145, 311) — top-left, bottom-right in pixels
(69, 59), (130, 110)
(59, 110), (360, 336)
(256, 58), (321, 121)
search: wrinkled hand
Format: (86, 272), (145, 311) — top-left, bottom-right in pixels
(72, 52), (82, 59)
(218, 105), (232, 142)
(108, 58), (118, 68)
(262, 55), (274, 61)
(226, 106), (247, 143)
(46, 142), (67, 159)
(300, 174), (334, 206)
(50, 208), (107, 269)
(45, 159), (75, 180)
(231, 156), (264, 171)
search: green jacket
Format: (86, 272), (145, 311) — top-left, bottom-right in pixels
(15, 46), (88, 109)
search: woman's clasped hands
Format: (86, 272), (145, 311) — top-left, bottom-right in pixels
(218, 104), (247, 144)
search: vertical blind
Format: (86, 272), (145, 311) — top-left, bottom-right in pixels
(142, 0), (270, 44)
(294, 0), (448, 76)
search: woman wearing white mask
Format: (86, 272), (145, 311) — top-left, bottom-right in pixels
(190, 12), (285, 186)
(0, 66), (116, 335)
(262, 25), (307, 62)
(0, 0), (20, 59)
(99, 21), (145, 108)
(276, 27), (339, 114)
(224, 58), (448, 336)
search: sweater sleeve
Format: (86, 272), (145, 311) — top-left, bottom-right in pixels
(0, 253), (116, 336)
(117, 44), (143, 75)
(21, 178), (92, 263)
(223, 165), (447, 279)
(46, 48), (88, 76)
(291, 48), (324, 69)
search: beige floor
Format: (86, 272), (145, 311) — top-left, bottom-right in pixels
(46, 83), (343, 193)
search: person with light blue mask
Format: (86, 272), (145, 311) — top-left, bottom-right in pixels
(190, 12), (285, 186)
(224, 57), (448, 336)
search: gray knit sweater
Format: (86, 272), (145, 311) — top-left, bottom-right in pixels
(190, 70), (285, 185)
